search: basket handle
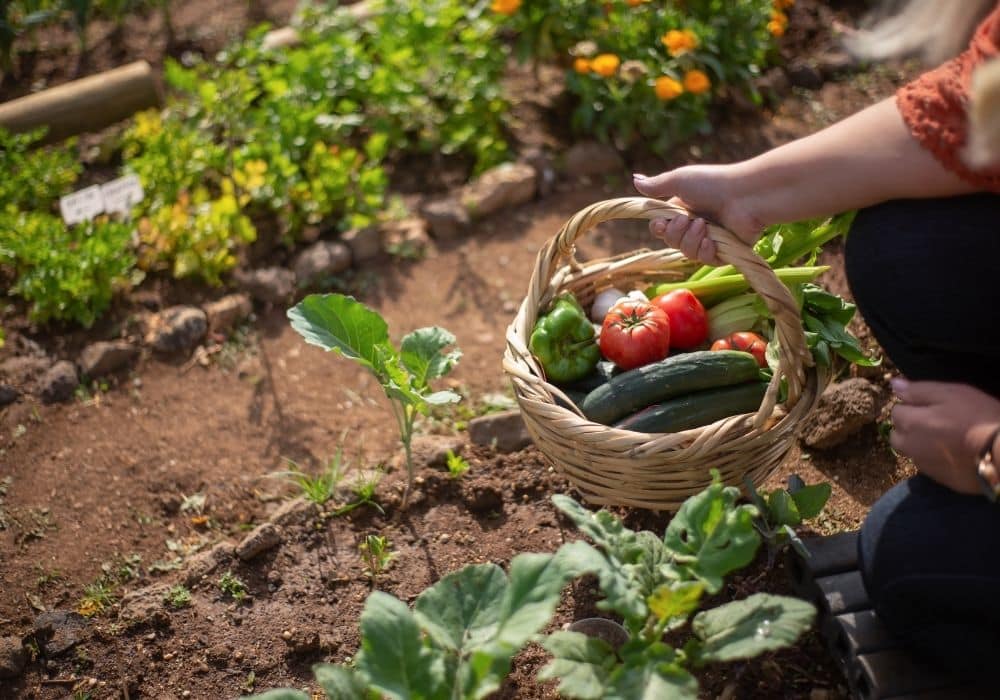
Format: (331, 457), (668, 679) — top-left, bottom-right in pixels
(528, 196), (813, 428)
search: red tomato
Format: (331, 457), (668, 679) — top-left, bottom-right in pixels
(711, 331), (768, 367)
(650, 289), (708, 350)
(599, 299), (671, 369)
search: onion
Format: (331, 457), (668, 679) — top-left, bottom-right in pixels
(590, 287), (625, 322)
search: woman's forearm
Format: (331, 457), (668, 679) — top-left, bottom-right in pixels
(732, 97), (978, 227)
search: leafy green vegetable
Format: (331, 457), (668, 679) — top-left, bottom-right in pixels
(800, 283), (880, 367)
(288, 293), (461, 506)
(744, 474), (832, 564)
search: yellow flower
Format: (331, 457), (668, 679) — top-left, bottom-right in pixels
(654, 76), (683, 101)
(768, 19), (786, 37)
(573, 58), (592, 74)
(661, 28), (699, 57)
(683, 69), (711, 94)
(591, 53), (621, 78)
(491, 0), (521, 15)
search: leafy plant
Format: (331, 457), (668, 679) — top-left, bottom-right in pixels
(358, 534), (395, 582)
(275, 450), (348, 505)
(77, 580), (115, 618)
(0, 127), (81, 211)
(744, 474), (832, 566)
(288, 293), (462, 507)
(539, 472), (816, 698)
(0, 212), (136, 327)
(244, 549), (585, 700)
(800, 283), (880, 368)
(219, 571), (249, 602)
(445, 449), (470, 479)
(164, 584), (192, 609)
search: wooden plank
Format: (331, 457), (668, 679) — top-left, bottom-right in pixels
(0, 60), (160, 143)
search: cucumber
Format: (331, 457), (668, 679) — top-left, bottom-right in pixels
(579, 350), (761, 425)
(614, 381), (768, 433)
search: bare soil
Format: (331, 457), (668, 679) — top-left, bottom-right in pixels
(0, 2), (924, 698)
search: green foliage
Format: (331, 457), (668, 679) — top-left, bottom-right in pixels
(800, 283), (881, 368)
(0, 212), (135, 326)
(446, 449), (470, 479)
(288, 293), (461, 507)
(219, 571), (249, 602)
(0, 127), (81, 212)
(744, 474), (832, 565)
(164, 584), (192, 609)
(358, 534), (395, 581)
(497, 0), (778, 152)
(276, 451), (348, 505)
(541, 472), (816, 699)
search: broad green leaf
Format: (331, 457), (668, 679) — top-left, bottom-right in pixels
(400, 327), (461, 389)
(423, 389), (462, 405)
(413, 563), (506, 652)
(313, 663), (371, 699)
(790, 483), (831, 520)
(497, 552), (575, 648)
(552, 496), (641, 563)
(766, 489), (801, 528)
(606, 643), (696, 700)
(623, 530), (675, 606)
(646, 581), (704, 625)
(691, 593), (815, 664)
(288, 294), (392, 375)
(539, 631), (617, 699)
(240, 691), (309, 700)
(663, 475), (761, 594)
(356, 591), (445, 700)
(459, 645), (516, 700)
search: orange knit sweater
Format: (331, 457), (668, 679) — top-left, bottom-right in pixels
(897, 3), (1000, 190)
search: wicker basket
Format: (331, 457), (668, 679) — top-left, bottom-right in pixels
(502, 197), (828, 511)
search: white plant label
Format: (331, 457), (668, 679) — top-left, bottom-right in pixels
(58, 185), (105, 225)
(100, 174), (145, 215)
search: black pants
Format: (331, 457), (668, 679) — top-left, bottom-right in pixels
(845, 193), (1000, 676)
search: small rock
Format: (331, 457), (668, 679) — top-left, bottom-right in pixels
(562, 141), (624, 178)
(468, 409), (532, 453)
(282, 628), (321, 657)
(0, 356), (52, 386)
(341, 226), (382, 264)
(119, 584), (172, 628)
(183, 542), (235, 587)
(40, 361), (77, 403)
(409, 435), (467, 470)
(786, 61), (824, 90)
(202, 294), (252, 336)
(267, 497), (319, 528)
(0, 384), (19, 407)
(234, 267), (296, 304)
(463, 483), (504, 514)
(800, 378), (883, 450)
(31, 610), (88, 656)
(382, 217), (431, 256)
(461, 162), (537, 219)
(422, 197), (470, 240)
(145, 306), (207, 354)
(0, 636), (27, 679)
(205, 643), (231, 667)
(78, 340), (139, 378)
(293, 241), (352, 286)
(236, 522), (282, 561)
(520, 148), (557, 197)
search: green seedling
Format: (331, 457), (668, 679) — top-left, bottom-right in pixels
(359, 534), (395, 582)
(275, 450), (348, 505)
(77, 580), (115, 618)
(744, 474), (832, 566)
(289, 294), (461, 509)
(445, 449), (470, 479)
(164, 584), (192, 609)
(219, 571), (249, 603)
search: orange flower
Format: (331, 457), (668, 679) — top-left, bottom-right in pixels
(661, 28), (699, 57)
(774, 0), (795, 8)
(770, 9), (788, 25)
(491, 0), (521, 15)
(654, 76), (683, 101)
(767, 19), (786, 37)
(591, 53), (621, 78)
(573, 57), (592, 74)
(626, 0), (650, 6)
(683, 69), (711, 94)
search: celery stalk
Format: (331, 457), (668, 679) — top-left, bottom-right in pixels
(645, 266), (829, 306)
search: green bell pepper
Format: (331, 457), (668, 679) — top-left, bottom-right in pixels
(529, 293), (601, 383)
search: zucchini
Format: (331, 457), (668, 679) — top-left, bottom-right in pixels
(614, 381), (767, 433)
(580, 350), (761, 425)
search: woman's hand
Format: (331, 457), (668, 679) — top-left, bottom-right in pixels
(633, 164), (765, 265)
(890, 378), (1000, 494)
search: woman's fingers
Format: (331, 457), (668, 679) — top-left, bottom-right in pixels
(650, 214), (718, 264)
(633, 171), (676, 198)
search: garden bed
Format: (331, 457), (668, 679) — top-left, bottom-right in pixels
(0, 1), (924, 697)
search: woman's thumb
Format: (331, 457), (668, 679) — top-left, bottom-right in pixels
(632, 171), (676, 198)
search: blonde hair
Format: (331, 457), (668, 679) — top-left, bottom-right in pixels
(843, 0), (996, 66)
(965, 58), (1000, 168)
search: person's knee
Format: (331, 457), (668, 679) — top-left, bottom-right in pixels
(844, 200), (907, 306)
